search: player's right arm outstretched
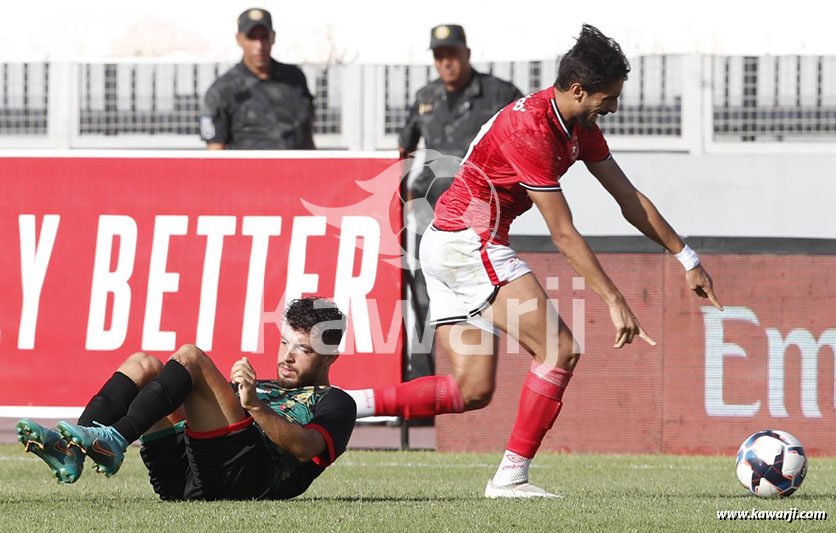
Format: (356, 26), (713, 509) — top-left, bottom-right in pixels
(529, 189), (655, 349)
(585, 157), (723, 311)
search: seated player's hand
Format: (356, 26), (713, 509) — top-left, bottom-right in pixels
(685, 264), (723, 311)
(608, 298), (656, 349)
(230, 357), (259, 410)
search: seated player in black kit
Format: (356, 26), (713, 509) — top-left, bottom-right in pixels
(16, 297), (355, 500)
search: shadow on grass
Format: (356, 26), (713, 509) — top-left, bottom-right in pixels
(649, 493), (836, 501)
(7, 492), (832, 505)
(298, 496), (469, 503)
(598, 490), (836, 501)
(0, 494), (152, 505)
(769, 493), (836, 501)
(0, 494), (470, 504)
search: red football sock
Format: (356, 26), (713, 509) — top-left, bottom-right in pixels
(506, 361), (573, 458)
(373, 375), (464, 420)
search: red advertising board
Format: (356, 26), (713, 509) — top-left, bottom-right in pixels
(436, 252), (836, 455)
(0, 154), (403, 412)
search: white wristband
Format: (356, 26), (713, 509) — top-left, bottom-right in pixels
(674, 244), (701, 271)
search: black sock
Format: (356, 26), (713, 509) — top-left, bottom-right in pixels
(78, 372), (140, 426)
(112, 360), (193, 444)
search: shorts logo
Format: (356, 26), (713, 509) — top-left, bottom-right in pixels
(200, 116), (216, 140)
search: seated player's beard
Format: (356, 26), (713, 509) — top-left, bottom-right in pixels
(276, 364), (298, 388)
(277, 359), (323, 388)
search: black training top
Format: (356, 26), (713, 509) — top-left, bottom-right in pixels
(398, 69), (522, 159)
(200, 59), (315, 149)
(236, 382), (356, 499)
(398, 70), (522, 202)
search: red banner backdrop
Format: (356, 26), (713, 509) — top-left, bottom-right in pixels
(436, 253), (836, 455)
(0, 155), (403, 410)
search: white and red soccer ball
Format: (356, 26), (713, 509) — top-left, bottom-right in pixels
(736, 430), (807, 498)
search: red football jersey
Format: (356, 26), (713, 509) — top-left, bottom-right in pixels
(433, 87), (610, 245)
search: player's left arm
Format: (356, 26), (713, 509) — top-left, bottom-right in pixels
(586, 157), (723, 310)
(230, 358), (327, 463)
(301, 96), (316, 150)
(397, 100), (422, 157)
(300, 96), (316, 150)
(297, 69), (317, 150)
(507, 84), (524, 102)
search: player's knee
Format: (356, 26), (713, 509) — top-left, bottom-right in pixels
(118, 352), (163, 387)
(532, 335), (581, 371)
(135, 352), (163, 374)
(460, 381), (495, 411)
(170, 344), (208, 369)
(558, 350), (581, 369)
(556, 335), (582, 369)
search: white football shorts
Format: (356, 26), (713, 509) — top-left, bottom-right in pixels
(418, 225), (532, 334)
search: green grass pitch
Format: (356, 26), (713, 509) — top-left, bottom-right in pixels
(1, 443), (834, 532)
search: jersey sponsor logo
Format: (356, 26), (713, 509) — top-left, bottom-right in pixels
(200, 116), (216, 140)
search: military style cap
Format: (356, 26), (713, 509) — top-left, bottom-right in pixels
(429, 24), (467, 49)
(237, 8), (273, 35)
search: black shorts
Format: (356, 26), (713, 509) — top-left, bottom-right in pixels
(139, 417), (275, 501)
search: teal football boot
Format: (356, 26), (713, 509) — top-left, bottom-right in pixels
(16, 419), (84, 484)
(56, 421), (129, 477)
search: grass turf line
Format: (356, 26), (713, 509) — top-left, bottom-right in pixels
(1, 443), (834, 532)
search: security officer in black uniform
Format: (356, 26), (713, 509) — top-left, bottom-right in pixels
(200, 8), (315, 150)
(399, 24), (522, 205)
(399, 25), (522, 379)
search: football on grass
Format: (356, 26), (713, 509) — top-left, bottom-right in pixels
(735, 430), (807, 498)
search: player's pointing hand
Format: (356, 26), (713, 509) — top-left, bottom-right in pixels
(686, 264), (723, 311)
(608, 298), (656, 349)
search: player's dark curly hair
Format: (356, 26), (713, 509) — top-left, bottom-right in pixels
(285, 297), (347, 349)
(555, 24), (630, 93)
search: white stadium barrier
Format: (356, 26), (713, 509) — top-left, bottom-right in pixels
(3, 55), (836, 153)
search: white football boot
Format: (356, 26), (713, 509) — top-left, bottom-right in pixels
(484, 480), (562, 498)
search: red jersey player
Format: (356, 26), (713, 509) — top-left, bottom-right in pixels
(348, 24), (722, 497)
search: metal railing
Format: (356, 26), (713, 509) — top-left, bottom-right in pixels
(0, 63), (48, 136)
(2, 55), (836, 152)
(712, 56), (836, 142)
